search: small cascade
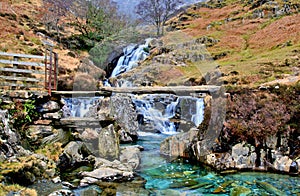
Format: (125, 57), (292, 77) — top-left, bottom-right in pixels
(110, 38), (152, 78)
(133, 95), (178, 134)
(132, 94), (204, 134)
(62, 97), (102, 118)
(191, 98), (204, 126)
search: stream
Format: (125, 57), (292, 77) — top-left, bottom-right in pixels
(30, 40), (300, 195)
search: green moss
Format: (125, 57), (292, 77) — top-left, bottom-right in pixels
(0, 183), (37, 196)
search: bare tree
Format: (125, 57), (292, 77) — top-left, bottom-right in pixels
(41, 0), (72, 42)
(136, 0), (182, 36)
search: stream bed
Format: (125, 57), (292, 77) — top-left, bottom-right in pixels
(136, 132), (300, 196)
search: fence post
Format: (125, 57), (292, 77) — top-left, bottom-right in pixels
(44, 49), (48, 90)
(12, 55), (18, 90)
(54, 52), (58, 91)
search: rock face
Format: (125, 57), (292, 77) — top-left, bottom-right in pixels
(0, 110), (31, 161)
(57, 141), (91, 172)
(98, 124), (120, 161)
(160, 128), (198, 158)
(25, 125), (55, 147)
(231, 143), (256, 169)
(110, 94), (139, 142)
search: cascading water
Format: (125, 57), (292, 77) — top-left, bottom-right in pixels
(190, 97), (204, 126)
(62, 97), (102, 118)
(132, 94), (204, 134)
(110, 38), (152, 78)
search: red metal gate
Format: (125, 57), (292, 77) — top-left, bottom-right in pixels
(44, 48), (58, 95)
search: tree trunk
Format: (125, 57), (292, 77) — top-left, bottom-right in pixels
(156, 25), (161, 37)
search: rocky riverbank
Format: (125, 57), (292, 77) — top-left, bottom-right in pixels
(0, 91), (143, 195)
(161, 83), (300, 176)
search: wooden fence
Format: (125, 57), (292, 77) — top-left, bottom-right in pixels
(0, 49), (58, 95)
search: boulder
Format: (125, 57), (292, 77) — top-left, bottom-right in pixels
(98, 124), (119, 160)
(57, 141), (91, 172)
(231, 143), (255, 169)
(96, 97), (112, 121)
(273, 156), (293, 173)
(118, 129), (133, 143)
(81, 168), (134, 184)
(110, 94), (139, 142)
(73, 73), (98, 91)
(160, 128), (198, 158)
(120, 146), (141, 170)
(79, 128), (100, 154)
(77, 58), (106, 81)
(25, 125), (54, 146)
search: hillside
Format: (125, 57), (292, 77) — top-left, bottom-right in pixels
(0, 0), (87, 90)
(0, 0), (299, 89)
(115, 0), (299, 88)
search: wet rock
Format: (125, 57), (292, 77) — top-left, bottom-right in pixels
(256, 181), (285, 196)
(52, 176), (61, 183)
(160, 128), (198, 158)
(80, 168), (134, 184)
(48, 189), (74, 196)
(213, 180), (234, 194)
(230, 186), (251, 196)
(273, 156), (293, 173)
(118, 129), (133, 143)
(73, 185), (102, 196)
(120, 146), (141, 170)
(98, 124), (119, 161)
(154, 189), (182, 196)
(289, 161), (298, 174)
(0, 110), (30, 159)
(110, 94), (139, 142)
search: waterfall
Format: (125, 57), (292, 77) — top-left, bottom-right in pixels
(110, 38), (152, 78)
(191, 98), (204, 126)
(132, 94), (204, 134)
(133, 95), (178, 134)
(62, 97), (102, 118)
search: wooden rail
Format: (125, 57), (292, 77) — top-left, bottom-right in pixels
(0, 51), (58, 95)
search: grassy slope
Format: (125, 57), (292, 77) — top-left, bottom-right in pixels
(163, 0), (300, 87)
(0, 0), (84, 75)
